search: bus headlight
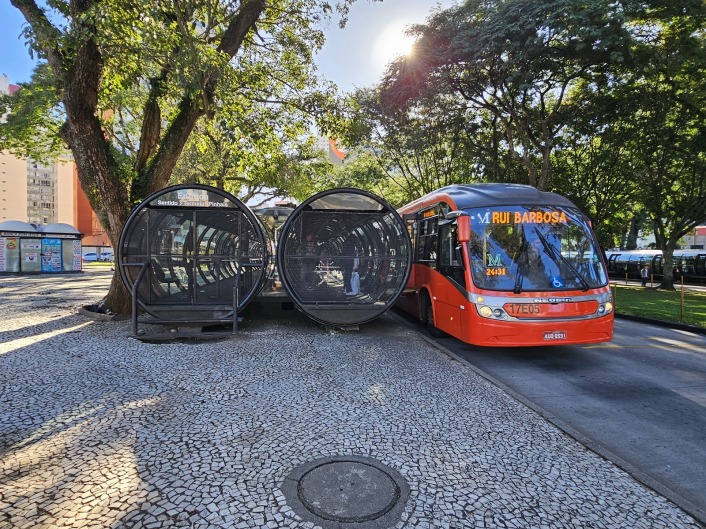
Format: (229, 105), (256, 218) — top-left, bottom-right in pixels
(597, 302), (613, 315)
(478, 305), (493, 318)
(477, 305), (507, 319)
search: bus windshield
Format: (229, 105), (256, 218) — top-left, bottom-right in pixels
(467, 205), (608, 292)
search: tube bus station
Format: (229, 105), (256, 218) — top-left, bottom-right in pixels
(118, 184), (412, 339)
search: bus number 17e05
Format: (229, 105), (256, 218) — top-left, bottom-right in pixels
(505, 303), (540, 315)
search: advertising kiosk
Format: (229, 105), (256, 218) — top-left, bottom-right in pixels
(0, 221), (82, 274)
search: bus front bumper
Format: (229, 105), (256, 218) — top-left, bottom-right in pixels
(471, 315), (614, 347)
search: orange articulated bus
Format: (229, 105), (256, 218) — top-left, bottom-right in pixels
(395, 184), (614, 347)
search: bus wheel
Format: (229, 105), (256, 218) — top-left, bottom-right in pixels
(423, 297), (445, 338)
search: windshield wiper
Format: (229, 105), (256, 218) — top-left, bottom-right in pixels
(514, 266), (524, 294)
(533, 228), (591, 292)
(514, 234), (527, 294)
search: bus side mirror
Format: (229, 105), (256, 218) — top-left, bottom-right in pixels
(454, 245), (465, 269)
(457, 216), (471, 243)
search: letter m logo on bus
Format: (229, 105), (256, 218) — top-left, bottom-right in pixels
(487, 254), (503, 267)
(476, 212), (491, 224)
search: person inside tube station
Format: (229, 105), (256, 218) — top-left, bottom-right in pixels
(341, 237), (359, 295)
(299, 231), (320, 291)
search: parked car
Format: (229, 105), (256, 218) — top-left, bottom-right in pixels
(82, 252), (98, 262)
(100, 252), (114, 262)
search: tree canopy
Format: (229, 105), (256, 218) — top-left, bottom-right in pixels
(4, 0), (706, 301)
(336, 0), (706, 290)
(380, 0), (631, 191)
(2, 0), (365, 311)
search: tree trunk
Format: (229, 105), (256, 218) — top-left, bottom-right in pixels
(19, 0), (268, 316)
(625, 217), (639, 250)
(658, 244), (676, 290)
(538, 143), (552, 191)
(104, 270), (132, 315)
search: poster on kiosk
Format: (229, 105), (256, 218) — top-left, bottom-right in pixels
(41, 238), (62, 273)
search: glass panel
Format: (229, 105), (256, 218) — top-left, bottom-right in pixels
(438, 223), (465, 287)
(20, 238), (41, 272)
(308, 192), (383, 211)
(281, 209), (409, 304)
(61, 240), (75, 271)
(439, 224), (454, 266)
(468, 206), (607, 291)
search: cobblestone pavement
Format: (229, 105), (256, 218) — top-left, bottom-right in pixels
(0, 271), (702, 529)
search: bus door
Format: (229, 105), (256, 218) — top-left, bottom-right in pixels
(434, 220), (467, 335)
(416, 214), (438, 286)
(403, 215), (421, 290)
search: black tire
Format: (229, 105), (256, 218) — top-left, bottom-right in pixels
(423, 296), (445, 338)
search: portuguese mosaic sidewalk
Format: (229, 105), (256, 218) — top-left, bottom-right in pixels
(0, 270), (702, 529)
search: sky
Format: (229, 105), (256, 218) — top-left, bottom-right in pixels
(1, 0), (453, 91)
(0, 4), (37, 85)
(314, 0), (453, 91)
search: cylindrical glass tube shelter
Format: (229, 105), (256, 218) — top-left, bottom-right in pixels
(277, 188), (412, 326)
(119, 184), (270, 321)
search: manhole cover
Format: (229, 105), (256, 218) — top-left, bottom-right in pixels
(282, 456), (410, 529)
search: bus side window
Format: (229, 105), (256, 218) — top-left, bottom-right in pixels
(418, 217), (438, 266)
(438, 223), (466, 287)
(440, 224), (456, 266)
(407, 221), (418, 256)
(421, 233), (438, 263)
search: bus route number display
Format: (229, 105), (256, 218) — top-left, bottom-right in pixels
(486, 253), (508, 276)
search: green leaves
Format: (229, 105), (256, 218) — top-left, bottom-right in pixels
(343, 0), (705, 263)
(339, 86), (479, 203)
(382, 0), (633, 191)
(0, 63), (66, 163)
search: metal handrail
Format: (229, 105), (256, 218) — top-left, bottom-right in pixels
(121, 260), (250, 337)
(121, 261), (150, 336)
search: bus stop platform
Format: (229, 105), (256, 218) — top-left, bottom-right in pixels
(0, 271), (701, 529)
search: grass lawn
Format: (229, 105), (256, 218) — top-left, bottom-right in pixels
(612, 284), (706, 329)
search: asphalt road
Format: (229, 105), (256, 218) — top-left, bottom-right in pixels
(394, 312), (706, 525)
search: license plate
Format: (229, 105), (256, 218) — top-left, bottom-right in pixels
(544, 331), (567, 340)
